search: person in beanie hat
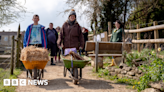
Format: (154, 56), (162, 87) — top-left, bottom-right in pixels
(57, 9), (84, 53)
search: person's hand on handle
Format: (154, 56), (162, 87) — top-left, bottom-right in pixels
(79, 47), (83, 50)
(59, 46), (62, 50)
(79, 47), (83, 56)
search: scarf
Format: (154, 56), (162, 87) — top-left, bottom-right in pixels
(68, 19), (76, 26)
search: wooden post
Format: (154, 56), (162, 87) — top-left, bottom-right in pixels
(137, 24), (140, 52)
(129, 22), (133, 50)
(129, 22), (133, 38)
(8, 35), (10, 47)
(154, 21), (159, 52)
(108, 22), (112, 35)
(10, 36), (14, 75)
(108, 22), (112, 41)
(95, 41), (99, 72)
(101, 31), (108, 41)
(104, 31), (108, 41)
(16, 24), (21, 68)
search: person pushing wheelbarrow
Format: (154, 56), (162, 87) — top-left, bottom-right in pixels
(57, 9), (84, 56)
(58, 9), (88, 84)
(23, 14), (47, 79)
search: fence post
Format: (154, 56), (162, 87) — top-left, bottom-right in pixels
(95, 41), (99, 72)
(8, 35), (10, 47)
(102, 31), (108, 41)
(108, 22), (112, 41)
(129, 22), (133, 50)
(153, 21), (159, 52)
(137, 24), (140, 52)
(10, 36), (14, 75)
(129, 22), (132, 38)
(16, 24), (21, 68)
(108, 22), (112, 34)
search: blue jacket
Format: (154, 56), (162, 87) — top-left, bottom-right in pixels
(23, 24), (47, 48)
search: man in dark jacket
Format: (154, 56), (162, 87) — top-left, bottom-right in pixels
(46, 23), (58, 65)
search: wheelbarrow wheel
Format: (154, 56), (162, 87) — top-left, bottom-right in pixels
(73, 68), (78, 85)
(63, 66), (67, 77)
(34, 68), (37, 79)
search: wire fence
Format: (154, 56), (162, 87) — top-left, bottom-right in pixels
(0, 69), (10, 82)
(0, 58), (10, 66)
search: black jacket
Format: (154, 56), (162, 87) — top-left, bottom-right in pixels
(46, 28), (58, 44)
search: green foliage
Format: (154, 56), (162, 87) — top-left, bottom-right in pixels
(103, 63), (109, 67)
(97, 68), (109, 77)
(95, 49), (164, 92)
(96, 67), (138, 89)
(0, 68), (21, 92)
(136, 59), (164, 91)
(159, 50), (164, 55)
(124, 49), (164, 91)
(124, 49), (157, 67)
(127, 0), (164, 29)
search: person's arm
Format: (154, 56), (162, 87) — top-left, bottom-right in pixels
(42, 27), (47, 48)
(115, 29), (123, 42)
(55, 29), (58, 42)
(110, 29), (113, 42)
(57, 24), (64, 49)
(78, 26), (84, 49)
(23, 26), (30, 47)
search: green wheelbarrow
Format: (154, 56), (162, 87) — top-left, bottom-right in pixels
(61, 55), (91, 84)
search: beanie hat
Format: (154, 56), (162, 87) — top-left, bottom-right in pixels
(69, 9), (76, 18)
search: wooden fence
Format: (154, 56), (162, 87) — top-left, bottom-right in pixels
(0, 24), (23, 75)
(10, 24), (23, 75)
(124, 21), (164, 52)
(88, 21), (164, 52)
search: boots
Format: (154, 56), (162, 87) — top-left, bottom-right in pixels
(109, 57), (115, 66)
(51, 58), (56, 65)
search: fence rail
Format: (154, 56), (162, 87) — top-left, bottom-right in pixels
(0, 24), (23, 76)
(124, 24), (164, 33)
(88, 21), (164, 52)
(132, 39), (164, 43)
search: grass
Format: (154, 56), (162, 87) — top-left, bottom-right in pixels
(0, 68), (21, 92)
(103, 63), (110, 67)
(87, 63), (91, 66)
(159, 50), (164, 55)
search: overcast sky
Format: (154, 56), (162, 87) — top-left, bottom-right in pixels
(0, 0), (89, 32)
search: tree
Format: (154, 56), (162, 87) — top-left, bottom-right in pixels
(65, 0), (104, 33)
(65, 0), (133, 33)
(127, 0), (164, 26)
(127, 0), (164, 38)
(0, 0), (27, 27)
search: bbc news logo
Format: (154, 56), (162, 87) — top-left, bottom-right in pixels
(3, 79), (48, 86)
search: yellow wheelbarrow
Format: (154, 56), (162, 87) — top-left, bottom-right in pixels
(22, 60), (48, 79)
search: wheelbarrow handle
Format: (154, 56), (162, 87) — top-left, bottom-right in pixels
(79, 49), (82, 56)
(60, 47), (64, 56)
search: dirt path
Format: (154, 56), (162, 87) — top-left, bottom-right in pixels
(16, 61), (137, 92)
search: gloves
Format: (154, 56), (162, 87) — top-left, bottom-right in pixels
(79, 47), (83, 50)
(59, 46), (62, 50)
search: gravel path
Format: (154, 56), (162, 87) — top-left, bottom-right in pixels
(16, 61), (137, 92)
